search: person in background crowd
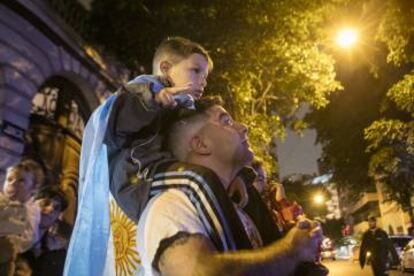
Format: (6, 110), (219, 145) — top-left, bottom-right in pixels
(20, 185), (70, 276)
(0, 159), (45, 276)
(359, 216), (399, 276)
(248, 157), (327, 275)
(250, 159), (267, 194)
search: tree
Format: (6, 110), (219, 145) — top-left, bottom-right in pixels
(363, 0), (414, 224)
(307, 0), (414, 205)
(306, 65), (383, 197)
(86, 0), (344, 173)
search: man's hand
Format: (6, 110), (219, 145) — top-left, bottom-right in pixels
(155, 220), (322, 276)
(154, 83), (193, 108)
(282, 218), (323, 263)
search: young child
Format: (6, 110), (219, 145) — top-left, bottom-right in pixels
(0, 159), (45, 275)
(104, 36), (213, 222)
(1, 160), (44, 251)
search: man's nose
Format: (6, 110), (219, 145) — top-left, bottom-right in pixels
(236, 122), (248, 134)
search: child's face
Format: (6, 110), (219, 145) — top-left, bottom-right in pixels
(166, 53), (209, 100)
(3, 168), (35, 203)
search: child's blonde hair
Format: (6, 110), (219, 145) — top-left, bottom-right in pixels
(152, 37), (213, 75)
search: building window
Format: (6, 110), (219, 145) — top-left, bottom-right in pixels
(31, 77), (87, 139)
(32, 86), (59, 120)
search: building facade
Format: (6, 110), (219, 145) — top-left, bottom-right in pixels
(0, 0), (129, 222)
(340, 183), (412, 236)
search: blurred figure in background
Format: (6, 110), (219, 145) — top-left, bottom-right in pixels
(251, 159), (267, 194)
(359, 216), (399, 276)
(21, 185), (69, 276)
(0, 159), (45, 275)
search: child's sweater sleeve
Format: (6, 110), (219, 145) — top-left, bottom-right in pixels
(103, 82), (171, 222)
(104, 82), (163, 150)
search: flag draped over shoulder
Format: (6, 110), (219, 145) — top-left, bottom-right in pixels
(64, 95), (116, 276)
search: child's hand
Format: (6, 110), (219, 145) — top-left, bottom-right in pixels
(155, 83), (193, 108)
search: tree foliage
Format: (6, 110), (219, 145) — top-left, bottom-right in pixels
(362, 0), (414, 221)
(307, 0), (414, 210)
(306, 66), (383, 196)
(86, 0), (344, 173)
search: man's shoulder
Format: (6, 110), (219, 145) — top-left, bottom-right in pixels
(362, 229), (373, 238)
(376, 228), (389, 236)
(152, 161), (221, 182)
(137, 188), (208, 273)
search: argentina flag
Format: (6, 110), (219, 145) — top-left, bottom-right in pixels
(64, 95), (142, 276)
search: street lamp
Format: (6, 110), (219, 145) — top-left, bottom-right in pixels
(336, 28), (358, 48)
(313, 193), (325, 205)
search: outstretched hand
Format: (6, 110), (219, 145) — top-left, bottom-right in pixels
(155, 83), (193, 108)
(284, 218), (323, 262)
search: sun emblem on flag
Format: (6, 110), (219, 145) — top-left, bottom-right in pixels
(110, 200), (141, 276)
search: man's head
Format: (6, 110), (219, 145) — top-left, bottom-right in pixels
(3, 159), (44, 203)
(35, 185), (68, 229)
(153, 37), (213, 99)
(251, 159), (267, 194)
(168, 97), (254, 175)
(368, 216), (377, 230)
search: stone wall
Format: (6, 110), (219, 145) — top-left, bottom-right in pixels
(0, 0), (128, 183)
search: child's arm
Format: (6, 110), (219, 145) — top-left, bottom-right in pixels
(104, 82), (163, 150)
(104, 81), (193, 150)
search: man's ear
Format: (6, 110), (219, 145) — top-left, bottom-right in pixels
(160, 60), (172, 75)
(190, 135), (211, 155)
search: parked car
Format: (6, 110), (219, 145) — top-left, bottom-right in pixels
(321, 248), (336, 260)
(400, 239), (414, 272)
(320, 237), (336, 261)
(390, 235), (412, 257)
(389, 235), (412, 269)
(351, 245), (360, 262)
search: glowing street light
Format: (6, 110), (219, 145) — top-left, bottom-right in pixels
(336, 28), (358, 48)
(313, 194), (325, 205)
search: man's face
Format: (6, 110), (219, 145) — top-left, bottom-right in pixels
(166, 53), (209, 100)
(253, 165), (267, 194)
(201, 105), (254, 167)
(368, 218), (377, 230)
(3, 168), (35, 203)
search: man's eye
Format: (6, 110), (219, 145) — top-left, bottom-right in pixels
(223, 117), (234, 126)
